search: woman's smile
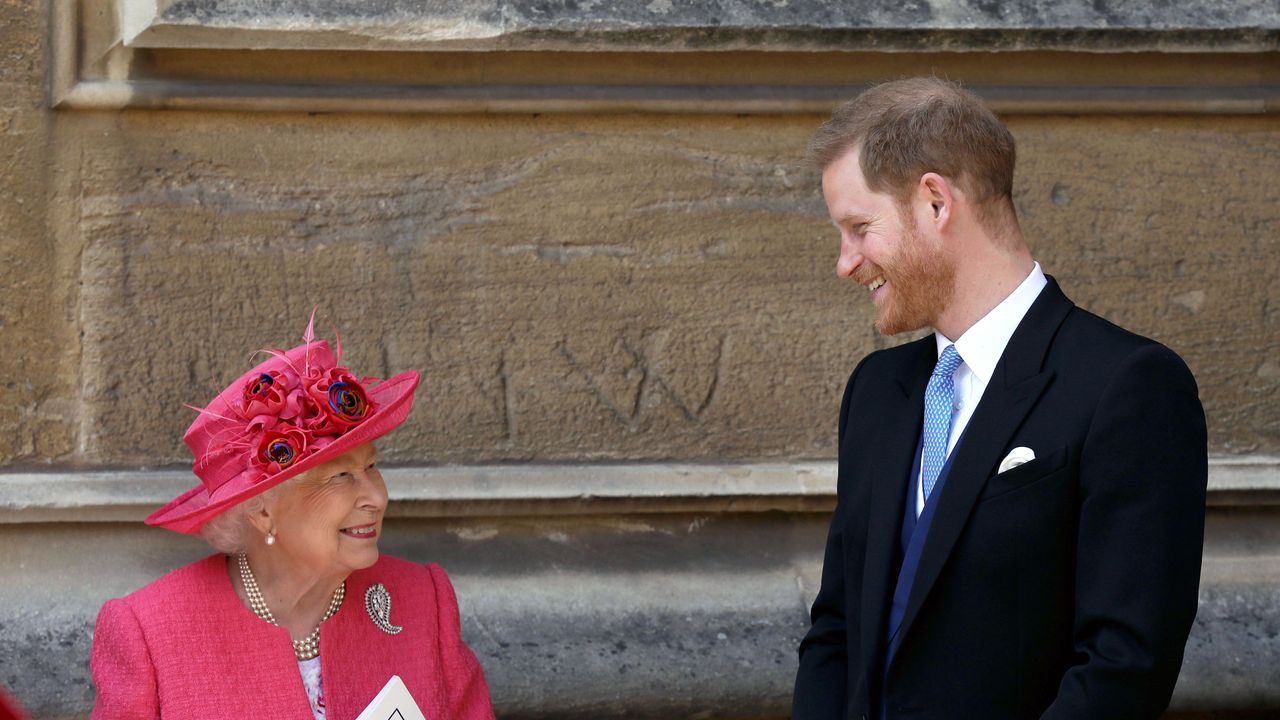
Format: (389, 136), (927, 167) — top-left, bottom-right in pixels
(340, 522), (378, 539)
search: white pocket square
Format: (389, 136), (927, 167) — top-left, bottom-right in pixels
(998, 446), (1036, 474)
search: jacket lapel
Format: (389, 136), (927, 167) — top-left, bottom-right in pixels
(890, 279), (1074, 662)
(858, 337), (935, 686)
(322, 561), (413, 720)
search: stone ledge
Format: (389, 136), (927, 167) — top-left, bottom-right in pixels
(52, 80), (1280, 115)
(2, 518), (1277, 718)
(1, 456), (1276, 523)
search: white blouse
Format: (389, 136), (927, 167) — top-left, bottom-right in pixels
(298, 656), (326, 720)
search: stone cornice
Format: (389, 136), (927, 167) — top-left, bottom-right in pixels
(51, 0), (1280, 114)
(120, 0), (1280, 53)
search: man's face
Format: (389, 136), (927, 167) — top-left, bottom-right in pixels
(822, 149), (956, 335)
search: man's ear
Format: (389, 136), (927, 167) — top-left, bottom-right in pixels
(918, 172), (954, 232)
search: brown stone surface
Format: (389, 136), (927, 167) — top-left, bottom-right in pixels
(55, 112), (1276, 465)
(70, 113), (848, 464)
(2, 2), (1277, 468)
(0, 0), (78, 466)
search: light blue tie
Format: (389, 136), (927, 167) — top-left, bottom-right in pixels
(922, 344), (963, 502)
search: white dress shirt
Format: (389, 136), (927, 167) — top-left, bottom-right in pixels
(916, 262), (1048, 517)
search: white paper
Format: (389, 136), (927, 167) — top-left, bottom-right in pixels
(355, 675), (426, 720)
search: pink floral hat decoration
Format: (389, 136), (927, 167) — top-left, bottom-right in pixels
(147, 315), (420, 534)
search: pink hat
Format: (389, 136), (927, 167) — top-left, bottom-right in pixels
(147, 318), (420, 534)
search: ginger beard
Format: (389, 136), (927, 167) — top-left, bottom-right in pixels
(858, 206), (957, 336)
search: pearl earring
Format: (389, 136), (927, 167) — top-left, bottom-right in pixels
(265, 530), (276, 546)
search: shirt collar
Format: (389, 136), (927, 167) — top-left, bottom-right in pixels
(935, 262), (1048, 386)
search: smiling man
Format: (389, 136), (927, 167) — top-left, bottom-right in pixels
(792, 78), (1208, 720)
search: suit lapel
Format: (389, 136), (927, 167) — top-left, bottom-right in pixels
(890, 279), (1074, 661)
(858, 337), (934, 684)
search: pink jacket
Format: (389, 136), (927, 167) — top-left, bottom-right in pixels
(91, 554), (495, 720)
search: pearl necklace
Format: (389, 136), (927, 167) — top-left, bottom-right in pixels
(236, 553), (345, 661)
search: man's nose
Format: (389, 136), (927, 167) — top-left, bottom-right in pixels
(836, 234), (862, 279)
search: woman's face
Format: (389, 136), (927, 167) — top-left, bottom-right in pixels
(264, 442), (387, 579)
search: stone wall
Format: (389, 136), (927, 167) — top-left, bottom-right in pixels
(1, 0), (1277, 717)
(35, 112), (1280, 468)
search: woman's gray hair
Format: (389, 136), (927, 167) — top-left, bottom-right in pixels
(198, 479), (295, 555)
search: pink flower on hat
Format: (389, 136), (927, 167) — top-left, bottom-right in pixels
(253, 426), (313, 478)
(306, 368), (374, 430)
(240, 370), (287, 419)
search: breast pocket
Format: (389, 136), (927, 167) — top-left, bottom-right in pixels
(978, 445), (1070, 503)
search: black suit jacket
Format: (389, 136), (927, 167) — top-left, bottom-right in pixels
(793, 279), (1208, 720)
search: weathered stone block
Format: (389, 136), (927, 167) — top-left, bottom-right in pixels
(63, 114), (1280, 466)
(71, 114), (848, 464)
(0, 0), (80, 467)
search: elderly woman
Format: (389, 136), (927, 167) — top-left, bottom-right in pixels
(90, 321), (494, 719)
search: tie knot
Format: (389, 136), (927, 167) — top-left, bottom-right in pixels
(934, 344), (963, 377)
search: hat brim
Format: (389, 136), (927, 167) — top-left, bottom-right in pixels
(145, 370), (420, 534)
